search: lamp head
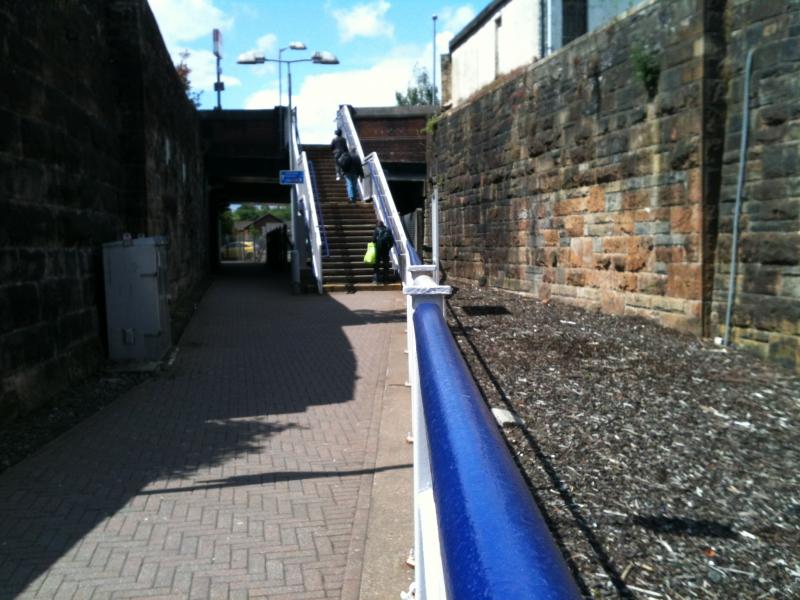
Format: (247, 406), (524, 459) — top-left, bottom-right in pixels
(289, 41), (307, 50)
(237, 51), (266, 64)
(312, 51), (339, 65)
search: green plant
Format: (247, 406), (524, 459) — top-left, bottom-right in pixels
(631, 44), (661, 99)
(421, 114), (441, 135)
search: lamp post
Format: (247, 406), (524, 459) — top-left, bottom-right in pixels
(237, 50), (340, 155)
(237, 49), (339, 293)
(213, 28), (224, 110)
(278, 42), (307, 109)
(432, 14), (438, 105)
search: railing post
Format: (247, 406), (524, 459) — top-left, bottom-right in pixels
(404, 265), (452, 600)
(431, 186), (439, 284)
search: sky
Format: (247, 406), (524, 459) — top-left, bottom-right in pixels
(147, 0), (478, 143)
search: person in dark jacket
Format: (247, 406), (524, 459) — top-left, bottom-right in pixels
(330, 128), (348, 180)
(372, 221), (394, 283)
(342, 150), (363, 203)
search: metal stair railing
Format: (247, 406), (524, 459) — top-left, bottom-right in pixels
(307, 160), (330, 258)
(290, 111), (323, 294)
(337, 105), (413, 281)
(335, 105), (581, 600)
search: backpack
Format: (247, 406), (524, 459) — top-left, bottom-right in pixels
(376, 227), (394, 253)
(336, 151), (352, 171)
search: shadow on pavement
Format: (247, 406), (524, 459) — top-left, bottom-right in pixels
(0, 264), (394, 597)
(136, 464), (413, 495)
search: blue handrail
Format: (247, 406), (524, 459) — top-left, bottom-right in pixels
(407, 242), (421, 267)
(413, 302), (581, 600)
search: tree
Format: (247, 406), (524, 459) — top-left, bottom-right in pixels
(176, 51), (203, 108)
(395, 66), (437, 106)
(219, 208), (234, 237)
(233, 204), (265, 222)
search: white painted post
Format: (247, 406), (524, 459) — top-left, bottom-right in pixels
(431, 186), (439, 284)
(404, 265), (452, 600)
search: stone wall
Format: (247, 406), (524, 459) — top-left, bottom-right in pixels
(430, 0), (799, 369)
(710, 0), (800, 368)
(0, 0), (208, 420)
(432, 0), (716, 332)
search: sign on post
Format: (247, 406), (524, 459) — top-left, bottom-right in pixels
(213, 29), (223, 58)
(279, 170), (304, 185)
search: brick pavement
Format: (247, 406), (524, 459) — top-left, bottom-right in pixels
(0, 269), (409, 599)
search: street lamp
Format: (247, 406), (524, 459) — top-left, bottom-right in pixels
(432, 14), (438, 105)
(237, 50), (339, 148)
(278, 42), (306, 109)
(237, 49), (339, 293)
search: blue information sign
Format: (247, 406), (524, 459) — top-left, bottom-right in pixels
(279, 170), (304, 185)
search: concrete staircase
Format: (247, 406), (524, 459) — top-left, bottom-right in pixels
(303, 145), (400, 292)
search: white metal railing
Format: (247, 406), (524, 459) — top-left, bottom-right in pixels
(337, 104), (446, 598)
(335, 105), (580, 600)
(290, 113), (323, 294)
(337, 106), (413, 283)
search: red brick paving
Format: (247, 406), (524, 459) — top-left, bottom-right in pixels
(0, 270), (407, 599)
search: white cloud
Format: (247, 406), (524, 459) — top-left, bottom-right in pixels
(294, 57), (416, 142)
(148, 0), (233, 48)
(175, 48), (240, 108)
(244, 86), (280, 111)
(245, 57), (414, 143)
(439, 5), (476, 35)
(255, 33), (278, 53)
(331, 0), (394, 42)
(243, 2), (477, 141)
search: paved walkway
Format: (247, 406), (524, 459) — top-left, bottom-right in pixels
(0, 268), (413, 599)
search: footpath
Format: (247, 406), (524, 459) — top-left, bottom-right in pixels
(0, 268), (414, 599)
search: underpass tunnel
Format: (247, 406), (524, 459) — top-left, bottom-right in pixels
(200, 108), (291, 275)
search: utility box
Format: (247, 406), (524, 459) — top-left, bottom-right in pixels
(102, 236), (172, 363)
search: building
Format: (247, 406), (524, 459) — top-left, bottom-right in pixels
(446, 0), (643, 106)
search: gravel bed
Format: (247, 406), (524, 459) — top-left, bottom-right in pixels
(445, 282), (799, 599)
(0, 369), (154, 475)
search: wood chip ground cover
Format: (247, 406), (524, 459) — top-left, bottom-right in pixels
(445, 282), (799, 599)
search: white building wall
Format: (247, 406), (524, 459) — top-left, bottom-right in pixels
(450, 0), (644, 106)
(497, 0), (539, 74)
(451, 0), (541, 105)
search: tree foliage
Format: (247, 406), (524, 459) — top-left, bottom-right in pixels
(220, 208), (234, 236)
(176, 51), (203, 108)
(396, 66), (437, 106)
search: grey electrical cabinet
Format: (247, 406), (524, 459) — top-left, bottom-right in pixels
(102, 236), (172, 363)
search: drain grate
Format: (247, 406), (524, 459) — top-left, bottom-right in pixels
(461, 305), (511, 316)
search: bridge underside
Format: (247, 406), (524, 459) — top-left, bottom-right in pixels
(200, 109), (290, 266)
(200, 109), (290, 207)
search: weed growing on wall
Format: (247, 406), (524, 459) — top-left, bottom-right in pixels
(631, 44), (661, 99)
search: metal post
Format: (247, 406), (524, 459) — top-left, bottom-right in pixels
(288, 64), (301, 293)
(278, 49), (284, 108)
(431, 185), (439, 283)
(432, 15), (438, 105)
(215, 54), (222, 109)
(278, 48), (285, 146)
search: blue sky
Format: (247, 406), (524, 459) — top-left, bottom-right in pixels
(148, 0), (477, 142)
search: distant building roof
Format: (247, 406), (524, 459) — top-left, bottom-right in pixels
(351, 106), (436, 119)
(250, 213), (285, 228)
(450, 0), (512, 52)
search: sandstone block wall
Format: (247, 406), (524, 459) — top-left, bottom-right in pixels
(710, 0), (800, 368)
(0, 0), (208, 419)
(430, 0), (799, 369)
(432, 0), (716, 333)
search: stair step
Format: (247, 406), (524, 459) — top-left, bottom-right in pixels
(323, 282), (402, 292)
